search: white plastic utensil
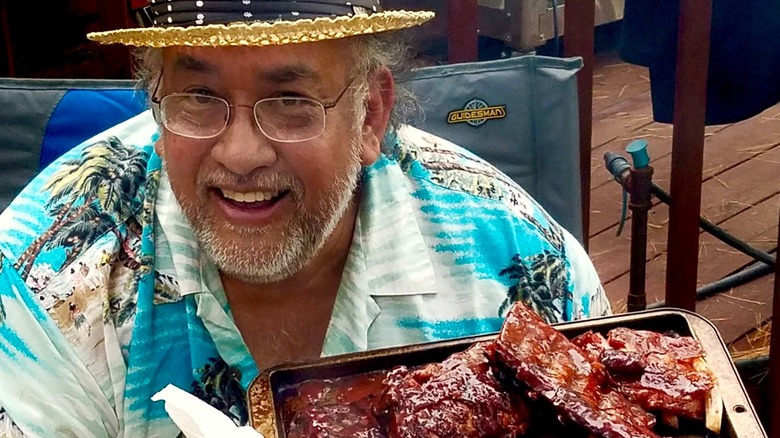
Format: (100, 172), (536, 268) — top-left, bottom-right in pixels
(152, 384), (264, 438)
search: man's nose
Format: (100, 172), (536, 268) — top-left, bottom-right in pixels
(210, 106), (278, 176)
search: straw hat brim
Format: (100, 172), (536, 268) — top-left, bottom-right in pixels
(87, 10), (435, 47)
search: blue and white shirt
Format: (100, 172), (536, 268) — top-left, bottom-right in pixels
(0, 112), (609, 437)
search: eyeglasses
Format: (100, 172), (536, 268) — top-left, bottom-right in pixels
(150, 79), (355, 143)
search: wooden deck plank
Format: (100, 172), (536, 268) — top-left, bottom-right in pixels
(589, 117), (780, 235)
(601, 195), (778, 300)
(591, 144), (780, 282)
(588, 50), (780, 346)
(591, 59), (651, 114)
(699, 273), (776, 348)
(591, 203), (669, 284)
(699, 145), (780, 224)
(591, 91), (655, 148)
(600, 146), (780, 293)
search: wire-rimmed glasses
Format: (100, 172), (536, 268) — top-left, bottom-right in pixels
(151, 79), (355, 143)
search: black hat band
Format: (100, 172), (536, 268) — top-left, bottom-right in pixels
(146, 0), (382, 27)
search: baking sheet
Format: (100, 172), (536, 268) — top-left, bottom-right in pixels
(247, 308), (767, 438)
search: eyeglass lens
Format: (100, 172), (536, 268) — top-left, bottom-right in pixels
(257, 98), (325, 142)
(159, 94), (327, 142)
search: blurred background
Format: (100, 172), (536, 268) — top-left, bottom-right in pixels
(0, 0), (624, 78)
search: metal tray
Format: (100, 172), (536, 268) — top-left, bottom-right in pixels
(247, 308), (767, 438)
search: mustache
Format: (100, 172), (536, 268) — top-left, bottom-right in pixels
(159, 153), (301, 192)
(197, 168), (302, 191)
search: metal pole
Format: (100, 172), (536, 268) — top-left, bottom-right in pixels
(769, 205), (780, 438)
(447, 0), (479, 63)
(628, 166), (654, 312)
(664, 0), (713, 311)
(563, 0), (595, 252)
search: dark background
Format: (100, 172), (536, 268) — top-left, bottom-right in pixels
(0, 0), (145, 78)
(0, 0), (623, 79)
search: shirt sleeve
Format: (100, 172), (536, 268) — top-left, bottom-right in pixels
(0, 252), (121, 437)
(563, 229), (612, 319)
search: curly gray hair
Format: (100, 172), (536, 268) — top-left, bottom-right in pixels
(132, 32), (421, 136)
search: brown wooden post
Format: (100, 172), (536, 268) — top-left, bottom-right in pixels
(563, 0), (595, 251)
(447, 0), (479, 64)
(664, 0), (713, 311)
(97, 0), (134, 78)
(0, 0), (14, 77)
(770, 205), (780, 438)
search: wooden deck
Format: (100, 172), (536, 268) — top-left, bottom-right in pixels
(588, 48), (780, 355)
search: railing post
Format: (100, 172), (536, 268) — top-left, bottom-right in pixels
(447, 0), (479, 63)
(664, 0), (713, 311)
(97, 0), (134, 78)
(770, 205), (780, 438)
(563, 0), (595, 251)
(0, 0), (15, 77)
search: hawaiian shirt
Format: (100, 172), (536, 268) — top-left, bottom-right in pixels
(0, 111), (609, 437)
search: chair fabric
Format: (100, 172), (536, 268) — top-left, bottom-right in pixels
(0, 78), (147, 212)
(400, 55), (584, 242)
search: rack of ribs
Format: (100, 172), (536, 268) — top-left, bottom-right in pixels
(571, 328), (722, 433)
(281, 300), (724, 437)
(492, 302), (662, 438)
(375, 341), (531, 438)
(284, 372), (387, 438)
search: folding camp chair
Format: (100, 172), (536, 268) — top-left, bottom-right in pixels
(0, 78), (146, 212)
(400, 55), (586, 242)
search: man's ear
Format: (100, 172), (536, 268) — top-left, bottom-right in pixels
(359, 66), (395, 166)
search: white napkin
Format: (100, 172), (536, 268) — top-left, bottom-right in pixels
(152, 384), (264, 438)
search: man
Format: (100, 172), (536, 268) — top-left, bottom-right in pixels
(0, 1), (609, 436)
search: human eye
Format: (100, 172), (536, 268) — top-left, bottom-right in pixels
(262, 94), (318, 112)
(164, 91), (226, 129)
(257, 96), (322, 135)
(180, 89), (220, 106)
(277, 95), (321, 109)
(191, 94), (217, 105)
(280, 97), (304, 107)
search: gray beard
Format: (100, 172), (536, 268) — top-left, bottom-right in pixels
(167, 136), (364, 285)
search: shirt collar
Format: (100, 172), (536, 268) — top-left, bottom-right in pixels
(154, 168), (206, 297)
(358, 156), (438, 297)
(321, 154), (438, 355)
(154, 167), (255, 373)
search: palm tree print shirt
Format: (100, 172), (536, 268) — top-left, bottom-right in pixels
(0, 112), (609, 437)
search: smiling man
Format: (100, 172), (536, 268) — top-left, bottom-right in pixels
(155, 42), (391, 370)
(0, 1), (609, 436)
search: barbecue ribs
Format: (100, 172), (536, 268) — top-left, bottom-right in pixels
(492, 302), (661, 438)
(281, 300), (724, 437)
(375, 341), (531, 438)
(284, 372), (387, 438)
(572, 328), (722, 432)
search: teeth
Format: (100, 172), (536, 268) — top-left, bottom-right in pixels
(220, 189), (279, 203)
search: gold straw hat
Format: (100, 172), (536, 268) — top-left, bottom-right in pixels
(87, 0), (435, 48)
